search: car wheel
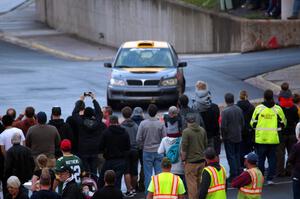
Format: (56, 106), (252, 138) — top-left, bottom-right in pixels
(107, 98), (118, 110)
(181, 77), (186, 94)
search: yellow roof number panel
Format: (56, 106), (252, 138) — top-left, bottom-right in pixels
(123, 41), (169, 48)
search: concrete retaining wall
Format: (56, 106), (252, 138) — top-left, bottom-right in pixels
(35, 0), (300, 53)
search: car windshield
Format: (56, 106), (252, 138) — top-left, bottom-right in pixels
(114, 48), (175, 68)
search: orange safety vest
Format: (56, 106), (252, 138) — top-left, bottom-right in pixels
(238, 168), (264, 199)
(153, 174), (179, 199)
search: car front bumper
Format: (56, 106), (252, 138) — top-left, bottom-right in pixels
(107, 85), (179, 103)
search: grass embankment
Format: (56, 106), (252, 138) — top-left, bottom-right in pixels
(182, 0), (218, 9)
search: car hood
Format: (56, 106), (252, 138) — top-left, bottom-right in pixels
(111, 67), (177, 79)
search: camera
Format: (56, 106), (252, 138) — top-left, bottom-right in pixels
(84, 92), (92, 97)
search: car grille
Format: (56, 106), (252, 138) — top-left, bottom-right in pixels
(127, 80), (142, 86)
(125, 92), (161, 97)
(127, 79), (160, 86)
(144, 80), (160, 86)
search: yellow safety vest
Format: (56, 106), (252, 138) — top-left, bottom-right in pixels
(250, 104), (286, 144)
(204, 165), (226, 199)
(238, 168), (264, 199)
(153, 173), (180, 199)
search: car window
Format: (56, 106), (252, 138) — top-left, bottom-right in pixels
(115, 48), (175, 68)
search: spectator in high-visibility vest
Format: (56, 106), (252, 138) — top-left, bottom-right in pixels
(199, 147), (226, 199)
(232, 152), (264, 199)
(250, 89), (286, 185)
(147, 157), (186, 199)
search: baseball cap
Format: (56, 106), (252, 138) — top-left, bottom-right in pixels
(60, 139), (72, 151)
(51, 106), (61, 116)
(55, 165), (73, 174)
(245, 152), (258, 164)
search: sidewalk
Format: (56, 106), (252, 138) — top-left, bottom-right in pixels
(0, 0), (117, 61)
(0, 0), (28, 14)
(246, 64), (300, 95)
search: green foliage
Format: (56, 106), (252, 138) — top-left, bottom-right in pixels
(182, 0), (218, 9)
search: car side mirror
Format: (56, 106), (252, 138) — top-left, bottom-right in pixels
(104, 63), (112, 68)
(178, 62), (187, 67)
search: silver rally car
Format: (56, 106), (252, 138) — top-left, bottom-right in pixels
(104, 41), (187, 108)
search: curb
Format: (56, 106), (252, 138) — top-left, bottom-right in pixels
(245, 74), (281, 94)
(0, 33), (113, 61)
(0, 0), (31, 16)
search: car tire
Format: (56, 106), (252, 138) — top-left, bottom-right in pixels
(107, 98), (118, 110)
(181, 77), (186, 94)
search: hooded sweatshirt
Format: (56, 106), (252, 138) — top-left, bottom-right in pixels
(181, 123), (207, 163)
(237, 100), (255, 139)
(192, 90), (212, 112)
(48, 119), (73, 142)
(121, 119), (138, 150)
(78, 117), (106, 156)
(100, 125), (130, 160)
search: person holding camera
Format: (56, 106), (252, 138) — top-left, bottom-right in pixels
(72, 92), (106, 175)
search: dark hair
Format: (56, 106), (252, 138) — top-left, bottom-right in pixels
(84, 107), (95, 118)
(6, 108), (16, 120)
(36, 154), (48, 169)
(264, 89), (274, 101)
(109, 115), (119, 124)
(121, 106), (132, 119)
(25, 106), (35, 118)
(224, 93), (234, 104)
(239, 90), (248, 100)
(40, 168), (51, 186)
(281, 82), (289, 91)
(104, 170), (116, 185)
(51, 107), (61, 116)
(2, 115), (14, 127)
(204, 147), (217, 160)
(147, 104), (158, 117)
(178, 94), (189, 108)
(294, 93), (300, 104)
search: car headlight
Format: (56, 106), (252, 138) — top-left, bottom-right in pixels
(110, 78), (126, 86)
(161, 78), (178, 86)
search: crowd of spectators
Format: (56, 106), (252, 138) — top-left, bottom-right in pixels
(0, 80), (300, 199)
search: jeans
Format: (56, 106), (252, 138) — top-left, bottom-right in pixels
(98, 158), (126, 189)
(80, 154), (99, 175)
(293, 178), (300, 199)
(255, 144), (277, 181)
(276, 134), (297, 176)
(240, 137), (254, 168)
(143, 152), (163, 195)
(293, 0), (300, 16)
(224, 141), (241, 178)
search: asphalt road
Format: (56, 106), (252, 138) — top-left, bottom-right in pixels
(1, 41), (300, 117)
(1, 40), (299, 198)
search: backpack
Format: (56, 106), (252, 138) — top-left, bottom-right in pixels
(166, 138), (181, 164)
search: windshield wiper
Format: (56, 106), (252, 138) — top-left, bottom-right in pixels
(115, 65), (131, 68)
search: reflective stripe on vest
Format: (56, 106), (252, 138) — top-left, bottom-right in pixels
(239, 168), (264, 195)
(153, 174), (179, 199)
(205, 166), (226, 193)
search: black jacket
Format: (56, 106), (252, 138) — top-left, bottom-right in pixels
(72, 100), (106, 155)
(236, 100), (255, 140)
(4, 144), (35, 184)
(62, 179), (83, 199)
(198, 103), (220, 139)
(100, 125), (130, 160)
(30, 190), (62, 199)
(280, 105), (299, 135)
(5, 189), (29, 199)
(91, 185), (123, 199)
(48, 119), (73, 143)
